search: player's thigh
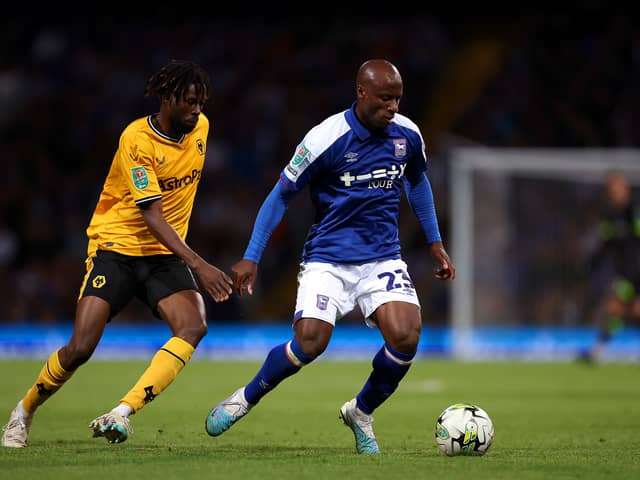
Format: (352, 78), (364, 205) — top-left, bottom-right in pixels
(157, 290), (207, 347)
(372, 301), (422, 352)
(68, 296), (112, 349)
(156, 290), (206, 328)
(141, 255), (207, 334)
(141, 255), (201, 313)
(78, 250), (139, 318)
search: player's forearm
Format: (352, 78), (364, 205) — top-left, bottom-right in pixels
(243, 180), (293, 263)
(141, 210), (203, 269)
(404, 173), (442, 243)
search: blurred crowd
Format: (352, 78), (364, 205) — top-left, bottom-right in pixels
(0, 10), (637, 326)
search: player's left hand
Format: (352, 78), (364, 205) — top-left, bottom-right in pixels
(231, 259), (258, 297)
(429, 241), (455, 281)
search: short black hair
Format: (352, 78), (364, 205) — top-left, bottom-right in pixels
(145, 59), (211, 102)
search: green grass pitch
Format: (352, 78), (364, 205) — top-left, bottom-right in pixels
(0, 359), (638, 479)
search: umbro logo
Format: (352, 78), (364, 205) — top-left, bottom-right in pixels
(344, 152), (359, 162)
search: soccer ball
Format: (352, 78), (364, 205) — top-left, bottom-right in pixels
(435, 403), (494, 456)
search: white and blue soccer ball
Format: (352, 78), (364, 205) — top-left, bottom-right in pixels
(435, 403), (494, 456)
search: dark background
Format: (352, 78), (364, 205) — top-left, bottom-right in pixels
(0, 8), (636, 326)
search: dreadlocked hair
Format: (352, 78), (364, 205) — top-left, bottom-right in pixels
(145, 59), (211, 102)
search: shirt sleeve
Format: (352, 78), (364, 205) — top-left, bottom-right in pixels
(403, 130), (428, 183)
(243, 179), (297, 263)
(116, 132), (162, 204)
(403, 173), (442, 243)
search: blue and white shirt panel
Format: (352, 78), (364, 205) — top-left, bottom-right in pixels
(280, 105), (428, 264)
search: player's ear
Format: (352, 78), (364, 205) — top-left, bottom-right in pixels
(161, 93), (176, 107)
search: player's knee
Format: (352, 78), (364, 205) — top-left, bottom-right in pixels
(294, 323), (331, 359)
(387, 329), (420, 355)
(176, 321), (208, 346)
(295, 337), (327, 360)
(60, 343), (95, 370)
(301, 341), (326, 359)
(193, 321), (208, 340)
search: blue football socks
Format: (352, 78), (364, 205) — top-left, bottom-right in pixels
(356, 343), (415, 414)
(244, 339), (313, 405)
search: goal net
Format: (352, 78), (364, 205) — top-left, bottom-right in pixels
(448, 147), (640, 360)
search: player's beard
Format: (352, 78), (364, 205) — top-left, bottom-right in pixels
(171, 114), (198, 135)
(179, 122), (197, 134)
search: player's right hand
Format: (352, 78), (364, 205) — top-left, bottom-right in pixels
(231, 259), (258, 297)
(193, 261), (233, 302)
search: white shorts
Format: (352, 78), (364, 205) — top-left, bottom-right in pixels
(293, 259), (421, 328)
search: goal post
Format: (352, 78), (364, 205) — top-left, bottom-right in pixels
(448, 147), (640, 359)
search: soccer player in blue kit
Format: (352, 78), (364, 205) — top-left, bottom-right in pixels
(205, 59), (455, 454)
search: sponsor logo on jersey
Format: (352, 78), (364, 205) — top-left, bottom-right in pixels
(339, 163), (406, 189)
(131, 166), (149, 189)
(393, 138), (407, 158)
(158, 169), (202, 191)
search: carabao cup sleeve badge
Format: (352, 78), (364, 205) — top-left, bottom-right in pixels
(131, 166), (149, 189)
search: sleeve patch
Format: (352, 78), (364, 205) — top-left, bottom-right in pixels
(285, 144), (313, 181)
(131, 166), (149, 189)
(291, 145), (310, 167)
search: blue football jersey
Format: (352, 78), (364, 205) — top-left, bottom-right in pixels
(280, 104), (429, 264)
